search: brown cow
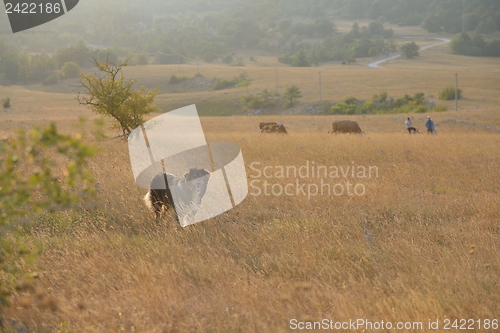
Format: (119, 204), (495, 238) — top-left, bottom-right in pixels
(327, 120), (363, 134)
(259, 122), (276, 131)
(259, 122), (288, 134)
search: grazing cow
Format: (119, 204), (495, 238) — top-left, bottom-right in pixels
(259, 122), (276, 131)
(327, 120), (363, 134)
(144, 168), (210, 225)
(259, 122), (288, 134)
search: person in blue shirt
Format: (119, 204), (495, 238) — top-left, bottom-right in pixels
(425, 116), (435, 134)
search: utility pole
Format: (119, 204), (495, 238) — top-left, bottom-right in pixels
(197, 60), (199, 73)
(455, 73), (458, 111)
(318, 71), (322, 102)
(177, 53), (180, 69)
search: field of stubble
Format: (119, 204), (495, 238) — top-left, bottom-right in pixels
(4, 115), (500, 332)
(2, 32), (500, 330)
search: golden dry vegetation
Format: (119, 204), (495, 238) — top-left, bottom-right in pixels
(1, 26), (500, 332)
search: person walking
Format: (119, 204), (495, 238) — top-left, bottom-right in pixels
(425, 116), (435, 134)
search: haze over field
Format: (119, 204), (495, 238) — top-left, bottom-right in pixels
(0, 1), (500, 332)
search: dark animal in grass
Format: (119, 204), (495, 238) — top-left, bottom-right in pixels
(327, 120), (363, 134)
(259, 122), (288, 134)
(144, 168), (210, 225)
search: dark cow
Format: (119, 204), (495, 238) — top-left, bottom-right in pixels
(259, 122), (288, 134)
(144, 168), (210, 225)
(327, 120), (363, 134)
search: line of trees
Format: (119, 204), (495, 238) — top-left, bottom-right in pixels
(277, 22), (396, 67)
(0, 39), (119, 84)
(329, 91), (446, 115)
(449, 32), (500, 57)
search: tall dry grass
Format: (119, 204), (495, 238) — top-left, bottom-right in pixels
(5, 118), (500, 332)
(2, 30), (500, 330)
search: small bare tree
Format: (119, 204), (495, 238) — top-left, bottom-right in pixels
(78, 59), (158, 136)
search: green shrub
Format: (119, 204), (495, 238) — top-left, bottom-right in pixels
(318, 100), (333, 113)
(127, 54), (149, 66)
(433, 105), (448, 112)
(231, 57), (245, 66)
(42, 72), (58, 85)
(236, 79), (250, 88)
(283, 85), (302, 108)
(210, 78), (236, 90)
(242, 89), (274, 109)
(439, 86), (463, 100)
(2, 97), (11, 109)
(346, 56), (356, 64)
(169, 75), (188, 84)
(329, 92), (444, 115)
(0, 123), (96, 321)
(450, 33), (483, 56)
(330, 101), (357, 115)
(209, 73), (250, 91)
(278, 54), (291, 64)
(400, 42), (419, 58)
(137, 54), (148, 65)
(222, 55), (233, 64)
(62, 61), (81, 78)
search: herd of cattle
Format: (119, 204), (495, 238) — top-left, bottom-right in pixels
(259, 120), (364, 134)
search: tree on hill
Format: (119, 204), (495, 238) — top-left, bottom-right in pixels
(291, 49), (310, 67)
(283, 85), (302, 108)
(62, 61), (81, 78)
(78, 59), (158, 136)
(400, 42), (419, 58)
(422, 14), (442, 32)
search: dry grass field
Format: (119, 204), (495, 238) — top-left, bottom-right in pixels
(1, 25), (500, 332)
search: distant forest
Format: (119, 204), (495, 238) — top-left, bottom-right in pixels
(1, 0), (500, 83)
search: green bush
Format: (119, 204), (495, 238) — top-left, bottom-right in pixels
(329, 92), (446, 115)
(0, 123), (96, 322)
(318, 100), (333, 113)
(330, 101), (357, 115)
(2, 97), (11, 109)
(447, 32), (500, 57)
(62, 61), (81, 78)
(42, 72), (58, 85)
(400, 42), (419, 58)
(231, 57), (245, 66)
(222, 55), (233, 64)
(94, 48), (119, 66)
(209, 73), (250, 91)
(169, 75), (188, 84)
(241, 89), (274, 109)
(283, 85), (302, 108)
(210, 78), (236, 90)
(439, 86), (463, 100)
(137, 54), (148, 65)
(434, 105), (448, 112)
(278, 54), (291, 64)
